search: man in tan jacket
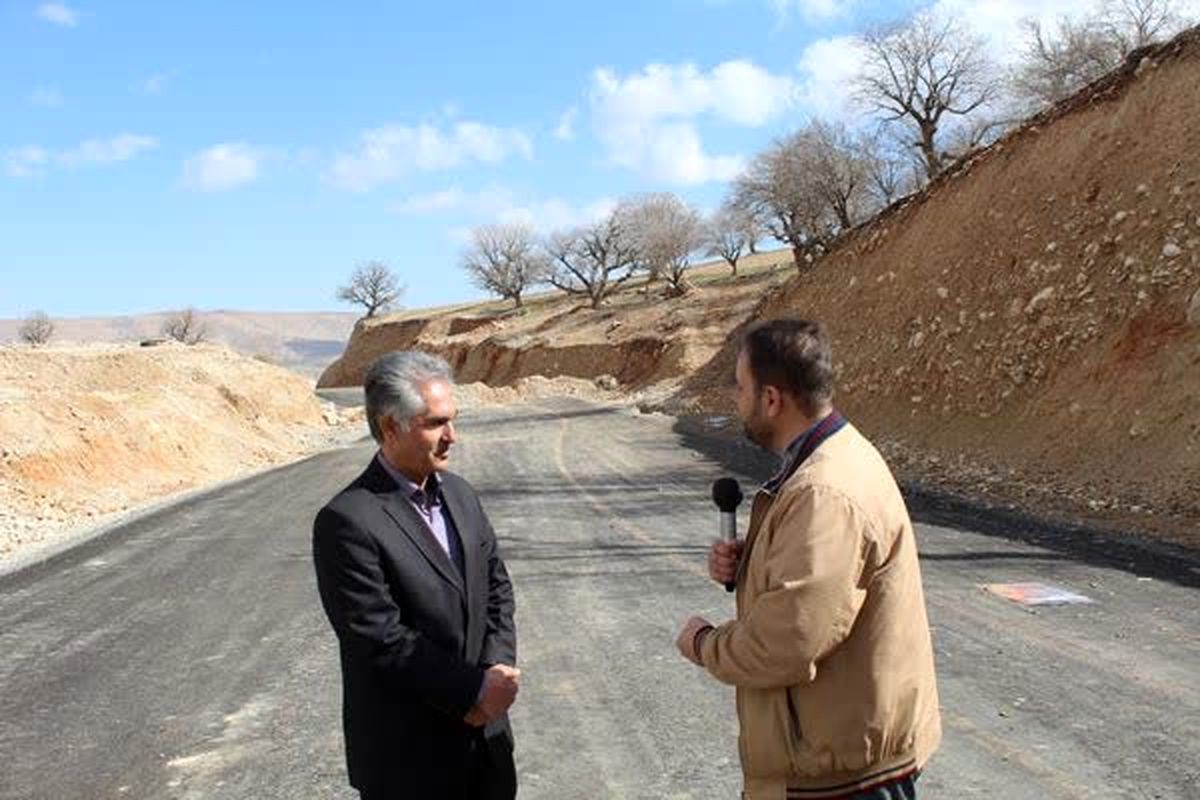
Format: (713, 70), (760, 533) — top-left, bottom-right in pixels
(676, 318), (940, 800)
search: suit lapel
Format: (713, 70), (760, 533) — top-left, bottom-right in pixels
(362, 457), (466, 599)
(381, 494), (466, 597)
(439, 478), (478, 601)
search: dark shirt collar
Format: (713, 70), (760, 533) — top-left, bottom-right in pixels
(764, 413), (831, 494)
(376, 452), (442, 507)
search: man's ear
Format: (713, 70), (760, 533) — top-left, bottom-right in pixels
(379, 414), (400, 443)
(761, 384), (783, 417)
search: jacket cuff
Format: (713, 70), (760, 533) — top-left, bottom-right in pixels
(693, 624), (715, 664)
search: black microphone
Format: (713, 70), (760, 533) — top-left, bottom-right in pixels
(711, 477), (743, 593)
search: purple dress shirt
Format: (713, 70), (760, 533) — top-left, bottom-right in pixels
(377, 452), (453, 557)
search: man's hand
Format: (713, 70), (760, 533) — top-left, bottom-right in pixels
(463, 705), (488, 727)
(474, 663), (520, 723)
(676, 616), (714, 666)
(709, 539), (743, 586)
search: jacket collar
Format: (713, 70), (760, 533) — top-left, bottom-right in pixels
(360, 456), (467, 598)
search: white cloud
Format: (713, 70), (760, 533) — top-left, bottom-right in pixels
(30, 87), (63, 108)
(328, 121), (534, 191)
(5, 134), (157, 177)
(391, 186), (517, 215)
(495, 197), (617, 233)
(182, 143), (261, 191)
(392, 185), (613, 233)
(768, 0), (852, 23)
(394, 187), (469, 214)
(60, 134), (158, 166)
(37, 2), (78, 26)
(141, 72), (172, 94)
(592, 61), (797, 127)
(931, 0), (1099, 61)
(4, 146), (51, 177)
(795, 35), (867, 120)
(293, 146), (320, 166)
(589, 60), (796, 184)
(628, 122), (744, 184)
(554, 107), (578, 141)
(398, 186), (614, 245)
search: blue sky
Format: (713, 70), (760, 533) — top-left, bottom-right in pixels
(0, 0), (1164, 318)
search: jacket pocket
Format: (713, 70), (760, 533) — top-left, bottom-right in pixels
(785, 690), (803, 744)
(739, 688), (800, 779)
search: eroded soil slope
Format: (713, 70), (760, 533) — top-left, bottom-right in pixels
(0, 343), (355, 565)
(678, 30), (1200, 547)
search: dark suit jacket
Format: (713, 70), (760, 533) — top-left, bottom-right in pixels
(312, 456), (517, 795)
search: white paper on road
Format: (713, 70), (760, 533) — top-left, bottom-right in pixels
(984, 582), (1095, 606)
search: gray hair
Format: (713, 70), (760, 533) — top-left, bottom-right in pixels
(363, 350), (455, 442)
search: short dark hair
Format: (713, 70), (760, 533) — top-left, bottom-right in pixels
(740, 318), (834, 412)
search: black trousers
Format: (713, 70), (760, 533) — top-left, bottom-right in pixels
(358, 736), (516, 800)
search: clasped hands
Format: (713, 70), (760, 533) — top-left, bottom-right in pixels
(463, 663), (520, 727)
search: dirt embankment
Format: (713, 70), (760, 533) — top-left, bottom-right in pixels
(677, 29), (1200, 548)
(318, 251), (793, 392)
(0, 343), (360, 567)
(319, 29), (1200, 549)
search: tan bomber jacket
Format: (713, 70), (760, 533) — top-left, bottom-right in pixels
(698, 422), (941, 799)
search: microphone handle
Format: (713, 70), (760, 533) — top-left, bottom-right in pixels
(719, 512), (737, 593)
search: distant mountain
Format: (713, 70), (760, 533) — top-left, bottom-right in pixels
(0, 310), (358, 378)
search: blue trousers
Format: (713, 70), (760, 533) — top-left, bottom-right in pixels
(847, 773), (918, 799)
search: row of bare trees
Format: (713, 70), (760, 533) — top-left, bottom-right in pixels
(719, 0), (1192, 273)
(12, 309), (210, 347)
(458, 192), (776, 310)
(1013, 0), (1185, 107)
(852, 0), (1188, 185)
(334, 0), (1190, 316)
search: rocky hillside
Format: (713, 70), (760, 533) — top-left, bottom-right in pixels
(318, 250), (795, 391)
(678, 28), (1200, 547)
(319, 29), (1200, 548)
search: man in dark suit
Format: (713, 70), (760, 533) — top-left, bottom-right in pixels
(313, 350), (519, 799)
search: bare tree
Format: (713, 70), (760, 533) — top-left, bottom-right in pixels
(337, 261), (404, 318)
(615, 193), (704, 294)
(18, 311), (54, 346)
(943, 112), (1023, 159)
(808, 121), (879, 230)
(161, 308), (208, 345)
(742, 208), (766, 254)
(461, 223), (548, 309)
(1012, 0), (1189, 108)
(860, 131), (923, 207)
(731, 128), (845, 270)
(722, 196), (768, 255)
(1012, 17), (1123, 107)
(856, 11), (999, 179)
(1098, 0), (1184, 53)
(546, 214), (640, 308)
(705, 205), (752, 276)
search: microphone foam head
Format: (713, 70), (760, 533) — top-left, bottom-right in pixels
(711, 477), (743, 511)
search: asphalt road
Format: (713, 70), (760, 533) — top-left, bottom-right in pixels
(2, 398), (1198, 799)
